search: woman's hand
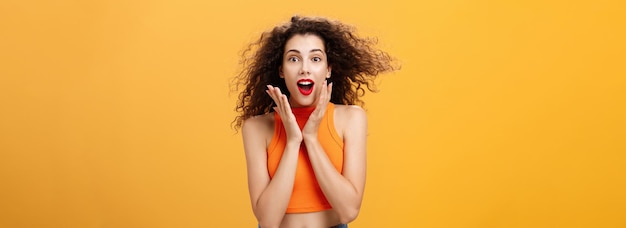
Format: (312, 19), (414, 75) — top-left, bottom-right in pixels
(266, 85), (303, 143)
(303, 80), (333, 139)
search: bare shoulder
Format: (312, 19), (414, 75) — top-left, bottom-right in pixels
(242, 112), (275, 147)
(242, 112), (274, 130)
(333, 104), (367, 123)
(333, 105), (367, 138)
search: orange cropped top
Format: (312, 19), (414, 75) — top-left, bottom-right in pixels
(267, 103), (344, 213)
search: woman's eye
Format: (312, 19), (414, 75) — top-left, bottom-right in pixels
(288, 57), (299, 62)
(312, 57), (322, 62)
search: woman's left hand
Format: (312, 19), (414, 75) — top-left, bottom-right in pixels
(302, 80), (333, 138)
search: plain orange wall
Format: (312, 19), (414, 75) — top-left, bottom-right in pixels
(1, 0), (625, 227)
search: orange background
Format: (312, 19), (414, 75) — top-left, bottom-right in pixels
(1, 0), (625, 227)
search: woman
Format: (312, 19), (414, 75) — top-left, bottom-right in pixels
(233, 16), (396, 228)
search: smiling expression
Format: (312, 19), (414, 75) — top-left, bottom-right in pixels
(280, 34), (332, 108)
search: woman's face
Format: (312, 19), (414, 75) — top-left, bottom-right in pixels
(280, 34), (331, 108)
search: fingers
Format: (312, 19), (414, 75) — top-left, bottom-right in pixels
(320, 80), (332, 104)
(327, 82), (333, 101)
(266, 85), (291, 115)
(323, 81), (333, 104)
(266, 81), (333, 116)
(265, 85), (278, 112)
(311, 80), (333, 118)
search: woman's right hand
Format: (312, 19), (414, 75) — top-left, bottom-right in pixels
(266, 85), (303, 144)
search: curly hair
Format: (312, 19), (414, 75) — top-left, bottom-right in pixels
(231, 15), (398, 130)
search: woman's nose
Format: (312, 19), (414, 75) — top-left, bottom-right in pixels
(299, 62), (310, 75)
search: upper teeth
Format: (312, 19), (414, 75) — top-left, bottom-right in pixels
(299, 81), (312, 85)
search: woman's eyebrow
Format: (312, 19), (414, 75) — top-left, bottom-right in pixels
(310, 49), (325, 54)
(285, 49), (325, 54)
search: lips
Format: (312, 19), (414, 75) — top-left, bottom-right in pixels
(297, 79), (314, 96)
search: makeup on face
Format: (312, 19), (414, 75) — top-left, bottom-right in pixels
(297, 79), (314, 95)
(281, 34), (331, 107)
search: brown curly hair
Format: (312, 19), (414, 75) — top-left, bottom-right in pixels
(231, 15), (398, 130)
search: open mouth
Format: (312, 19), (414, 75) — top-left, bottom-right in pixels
(297, 79), (314, 96)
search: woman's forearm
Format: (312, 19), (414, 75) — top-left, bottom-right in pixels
(253, 142), (300, 228)
(303, 136), (363, 224)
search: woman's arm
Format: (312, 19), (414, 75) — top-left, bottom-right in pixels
(243, 85), (304, 228)
(242, 118), (300, 228)
(303, 106), (367, 224)
(302, 82), (367, 224)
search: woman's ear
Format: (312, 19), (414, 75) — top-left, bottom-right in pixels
(326, 66), (332, 78)
(279, 66), (284, 78)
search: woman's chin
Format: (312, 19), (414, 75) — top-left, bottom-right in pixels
(289, 96), (316, 108)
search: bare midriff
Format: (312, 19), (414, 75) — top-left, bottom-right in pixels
(279, 209), (341, 228)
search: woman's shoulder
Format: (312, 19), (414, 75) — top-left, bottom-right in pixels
(242, 112), (276, 146)
(332, 104), (367, 139)
(242, 112), (275, 131)
(333, 104), (366, 118)
(332, 104), (367, 128)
